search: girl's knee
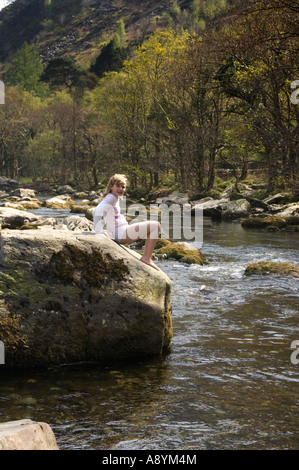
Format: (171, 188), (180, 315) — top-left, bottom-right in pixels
(150, 221), (160, 229)
(148, 221), (160, 237)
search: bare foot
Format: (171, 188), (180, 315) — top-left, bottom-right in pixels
(140, 256), (160, 271)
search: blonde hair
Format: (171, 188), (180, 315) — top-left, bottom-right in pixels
(103, 174), (127, 197)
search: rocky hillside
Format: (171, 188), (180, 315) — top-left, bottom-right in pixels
(0, 0), (184, 65)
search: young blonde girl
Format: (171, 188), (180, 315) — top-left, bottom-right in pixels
(94, 174), (161, 271)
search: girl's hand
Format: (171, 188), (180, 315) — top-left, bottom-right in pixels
(102, 230), (112, 239)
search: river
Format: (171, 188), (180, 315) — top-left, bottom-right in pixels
(0, 205), (298, 450)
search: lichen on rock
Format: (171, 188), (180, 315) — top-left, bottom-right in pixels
(244, 261), (299, 278)
(241, 217), (288, 229)
(157, 239), (208, 265)
(0, 229), (172, 368)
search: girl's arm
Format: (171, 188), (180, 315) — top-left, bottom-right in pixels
(94, 193), (117, 237)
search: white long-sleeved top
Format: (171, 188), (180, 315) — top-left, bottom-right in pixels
(93, 192), (128, 239)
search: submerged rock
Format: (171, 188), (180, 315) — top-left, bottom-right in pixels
(241, 214), (299, 230)
(0, 230), (172, 368)
(245, 261), (299, 278)
(241, 216), (287, 229)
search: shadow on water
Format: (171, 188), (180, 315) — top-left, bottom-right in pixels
(0, 215), (298, 450)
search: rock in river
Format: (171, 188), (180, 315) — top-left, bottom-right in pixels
(0, 229), (172, 368)
(245, 261), (299, 278)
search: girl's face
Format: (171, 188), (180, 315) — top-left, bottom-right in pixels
(110, 182), (126, 198)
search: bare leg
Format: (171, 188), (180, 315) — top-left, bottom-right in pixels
(120, 221), (161, 270)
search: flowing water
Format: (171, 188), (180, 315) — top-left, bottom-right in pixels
(0, 205), (298, 450)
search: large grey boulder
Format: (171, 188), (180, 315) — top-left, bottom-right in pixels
(190, 197), (251, 220)
(43, 195), (74, 209)
(191, 198), (229, 218)
(156, 191), (189, 206)
(263, 192), (291, 205)
(0, 420), (59, 450)
(9, 188), (36, 198)
(0, 207), (42, 228)
(55, 184), (75, 195)
(0, 177), (19, 192)
(272, 202), (299, 218)
(221, 198), (251, 220)
(0, 229), (172, 368)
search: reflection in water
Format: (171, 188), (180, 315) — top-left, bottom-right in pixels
(0, 218), (298, 449)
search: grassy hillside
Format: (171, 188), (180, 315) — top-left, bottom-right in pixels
(0, 0), (182, 67)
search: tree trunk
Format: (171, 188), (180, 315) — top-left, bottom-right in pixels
(92, 166), (98, 188)
(197, 139), (205, 190)
(240, 156), (248, 180)
(288, 147), (298, 180)
(207, 148), (216, 190)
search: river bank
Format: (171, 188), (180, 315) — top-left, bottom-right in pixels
(0, 177), (298, 233)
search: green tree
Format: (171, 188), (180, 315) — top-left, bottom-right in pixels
(0, 86), (44, 179)
(45, 89), (86, 184)
(41, 57), (83, 90)
(121, 28), (226, 191)
(116, 19), (127, 46)
(91, 31), (129, 79)
(122, 28), (192, 187)
(5, 42), (43, 93)
(214, 0), (299, 189)
(23, 129), (62, 181)
(86, 70), (150, 188)
(169, 1), (181, 20)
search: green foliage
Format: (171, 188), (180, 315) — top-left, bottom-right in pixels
(91, 32), (129, 79)
(201, 0), (227, 18)
(169, 1), (181, 20)
(5, 42), (43, 92)
(116, 19), (127, 45)
(0, 0), (297, 193)
(41, 56), (84, 89)
(163, 0), (228, 31)
(23, 129), (62, 181)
